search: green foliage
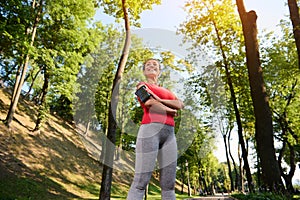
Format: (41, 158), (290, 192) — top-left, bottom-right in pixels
(175, 75), (223, 194)
(50, 94), (73, 121)
(179, 0), (254, 137)
(0, 0), (104, 129)
(0, 0), (34, 58)
(97, 0), (161, 26)
(260, 20), (300, 166)
(179, 0), (243, 55)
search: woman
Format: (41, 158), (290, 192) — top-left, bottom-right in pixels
(127, 58), (184, 200)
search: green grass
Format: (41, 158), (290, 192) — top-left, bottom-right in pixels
(0, 174), (76, 200)
(111, 193), (191, 200)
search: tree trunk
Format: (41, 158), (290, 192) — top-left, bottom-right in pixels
(213, 19), (253, 192)
(99, 93), (109, 164)
(287, 0), (300, 69)
(256, 151), (261, 191)
(238, 144), (244, 192)
(186, 160), (192, 196)
(99, 0), (131, 199)
(277, 80), (297, 194)
(5, 0), (43, 127)
(116, 93), (126, 161)
(33, 68), (49, 131)
(222, 134), (234, 191)
(278, 108), (297, 195)
(84, 121), (90, 136)
(236, 0), (284, 192)
(11, 64), (23, 101)
(24, 68), (41, 99)
(223, 62), (253, 192)
(180, 162), (185, 194)
(228, 131), (239, 191)
(278, 140), (296, 194)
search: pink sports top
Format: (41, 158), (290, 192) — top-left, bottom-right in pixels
(137, 82), (176, 126)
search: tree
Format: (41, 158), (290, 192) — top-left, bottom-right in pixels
(98, 0), (131, 198)
(180, 75), (216, 194)
(99, 0), (131, 200)
(179, 0), (254, 192)
(236, 0), (285, 192)
(1, 0), (100, 130)
(32, 0), (99, 130)
(4, 0), (43, 127)
(287, 0), (300, 69)
(96, 0), (161, 199)
(218, 116), (234, 191)
(260, 21), (300, 194)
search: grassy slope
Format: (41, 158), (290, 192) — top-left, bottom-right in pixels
(0, 88), (189, 200)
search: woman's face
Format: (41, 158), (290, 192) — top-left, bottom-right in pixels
(143, 59), (160, 78)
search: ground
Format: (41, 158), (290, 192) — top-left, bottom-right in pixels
(0, 88), (189, 199)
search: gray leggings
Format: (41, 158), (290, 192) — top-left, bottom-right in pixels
(127, 123), (177, 200)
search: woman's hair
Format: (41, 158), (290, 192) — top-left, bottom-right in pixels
(142, 58), (161, 70)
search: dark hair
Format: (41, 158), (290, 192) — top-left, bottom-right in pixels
(142, 58), (161, 70)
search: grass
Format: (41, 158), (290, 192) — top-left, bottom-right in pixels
(111, 193), (191, 200)
(0, 88), (190, 199)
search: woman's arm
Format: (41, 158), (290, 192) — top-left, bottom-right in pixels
(145, 89), (184, 110)
(144, 98), (178, 116)
(158, 98), (184, 110)
(136, 83), (183, 114)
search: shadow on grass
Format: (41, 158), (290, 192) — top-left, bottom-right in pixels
(0, 156), (80, 200)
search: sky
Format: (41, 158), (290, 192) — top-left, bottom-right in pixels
(95, 0), (299, 184)
(137, 0), (289, 31)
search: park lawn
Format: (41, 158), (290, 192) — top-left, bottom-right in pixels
(111, 194), (192, 200)
(0, 88), (190, 200)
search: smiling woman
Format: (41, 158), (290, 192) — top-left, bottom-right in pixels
(126, 58), (184, 200)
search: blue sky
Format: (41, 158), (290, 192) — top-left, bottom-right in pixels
(95, 0), (288, 31)
(137, 0), (288, 31)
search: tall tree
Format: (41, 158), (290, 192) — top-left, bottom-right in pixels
(179, 0), (254, 192)
(287, 0), (300, 69)
(0, 0), (33, 86)
(218, 116), (234, 191)
(236, 0), (285, 192)
(32, 0), (99, 130)
(99, 0), (131, 199)
(96, 0), (161, 199)
(1, 0), (99, 129)
(4, 0), (43, 127)
(260, 21), (300, 194)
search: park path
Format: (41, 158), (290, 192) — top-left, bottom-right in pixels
(185, 194), (235, 200)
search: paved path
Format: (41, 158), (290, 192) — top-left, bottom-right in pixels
(185, 194), (235, 200)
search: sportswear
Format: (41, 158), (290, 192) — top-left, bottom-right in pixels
(138, 82), (176, 126)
